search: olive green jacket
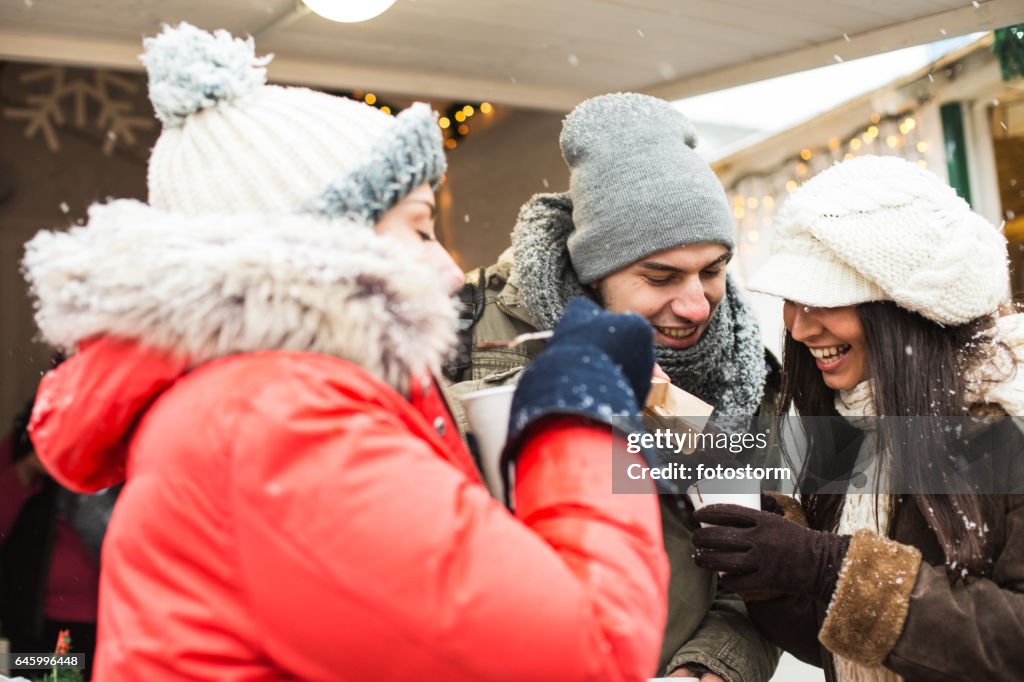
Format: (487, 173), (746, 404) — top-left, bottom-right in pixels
(445, 254), (781, 681)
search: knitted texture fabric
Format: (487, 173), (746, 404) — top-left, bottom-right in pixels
(299, 103), (446, 226)
(142, 23), (445, 220)
(511, 192), (767, 422)
(749, 155), (1008, 325)
(560, 93), (735, 284)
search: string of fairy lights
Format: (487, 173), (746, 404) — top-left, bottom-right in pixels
(725, 104), (932, 252)
(349, 89), (495, 149)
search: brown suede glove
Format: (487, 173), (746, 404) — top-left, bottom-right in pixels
(692, 504), (851, 601)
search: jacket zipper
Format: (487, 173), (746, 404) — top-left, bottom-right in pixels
(496, 297), (538, 328)
(824, 653), (837, 682)
(819, 600), (837, 682)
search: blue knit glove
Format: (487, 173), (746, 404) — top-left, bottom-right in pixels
(505, 296), (654, 453)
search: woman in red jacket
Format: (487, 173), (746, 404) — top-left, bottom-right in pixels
(21, 23), (668, 682)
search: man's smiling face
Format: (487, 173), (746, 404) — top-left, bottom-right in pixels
(594, 243), (731, 349)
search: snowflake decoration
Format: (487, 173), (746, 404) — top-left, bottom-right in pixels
(3, 66), (155, 155)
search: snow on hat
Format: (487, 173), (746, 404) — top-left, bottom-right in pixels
(561, 93), (735, 285)
(748, 155), (1009, 325)
(142, 23), (445, 223)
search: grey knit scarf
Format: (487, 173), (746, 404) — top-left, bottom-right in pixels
(512, 192), (768, 421)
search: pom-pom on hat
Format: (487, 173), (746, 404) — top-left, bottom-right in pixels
(560, 93), (735, 285)
(141, 23), (445, 223)
(748, 155), (1009, 325)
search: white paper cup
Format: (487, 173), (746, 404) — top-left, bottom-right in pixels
(459, 385), (517, 501)
(687, 477), (760, 526)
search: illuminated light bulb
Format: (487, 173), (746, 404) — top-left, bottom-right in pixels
(867, 125), (879, 137)
(732, 194), (744, 206)
(747, 196), (759, 209)
(302, 0), (397, 23)
(748, 230), (760, 243)
(480, 102), (493, 114)
(763, 195), (775, 208)
(444, 138), (457, 150)
(438, 117), (451, 129)
(861, 131), (872, 143)
(364, 93), (377, 105)
(916, 141), (928, 153)
(457, 124), (469, 135)
(786, 180), (797, 192)
(800, 148), (812, 161)
(796, 162), (808, 176)
(463, 105), (475, 117)
(454, 111), (466, 122)
(827, 137), (841, 151)
(870, 113), (881, 124)
(844, 152), (853, 160)
(850, 138), (862, 150)
(734, 206), (746, 219)
(380, 105), (391, 115)
(904, 117), (916, 131)
(918, 159), (928, 168)
(886, 135), (899, 148)
(899, 123), (909, 135)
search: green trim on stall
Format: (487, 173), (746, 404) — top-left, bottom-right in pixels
(940, 102), (972, 206)
(993, 25), (1024, 82)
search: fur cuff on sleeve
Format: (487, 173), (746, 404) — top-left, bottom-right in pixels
(767, 492), (807, 527)
(819, 529), (922, 665)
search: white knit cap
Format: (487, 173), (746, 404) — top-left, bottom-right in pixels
(142, 23), (445, 223)
(749, 155), (1009, 325)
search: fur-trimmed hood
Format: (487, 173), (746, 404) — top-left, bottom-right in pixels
(23, 200), (458, 394)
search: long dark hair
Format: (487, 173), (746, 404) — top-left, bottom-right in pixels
(781, 301), (1004, 578)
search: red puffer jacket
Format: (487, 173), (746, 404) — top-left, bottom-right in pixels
(24, 203), (668, 681)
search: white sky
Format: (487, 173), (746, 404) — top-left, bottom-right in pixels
(675, 34), (984, 139)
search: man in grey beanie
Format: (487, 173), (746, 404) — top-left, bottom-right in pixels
(446, 93), (780, 680)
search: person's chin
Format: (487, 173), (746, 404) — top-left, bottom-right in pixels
(653, 325), (703, 350)
(823, 374), (860, 391)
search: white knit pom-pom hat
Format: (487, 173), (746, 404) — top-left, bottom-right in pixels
(141, 23), (445, 223)
(748, 155), (1009, 326)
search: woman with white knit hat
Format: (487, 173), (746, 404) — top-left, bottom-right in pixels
(689, 155), (1024, 681)
(21, 24), (670, 680)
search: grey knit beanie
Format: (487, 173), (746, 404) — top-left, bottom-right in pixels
(561, 93), (735, 284)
